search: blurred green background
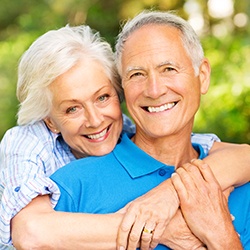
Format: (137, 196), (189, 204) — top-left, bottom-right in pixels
(0, 0), (249, 143)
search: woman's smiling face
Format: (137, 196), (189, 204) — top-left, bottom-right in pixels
(44, 58), (123, 158)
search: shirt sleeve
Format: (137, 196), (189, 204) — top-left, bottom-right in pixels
(53, 182), (77, 213)
(242, 208), (250, 248)
(0, 129), (61, 246)
(191, 133), (221, 155)
(122, 113), (135, 134)
(228, 184), (250, 248)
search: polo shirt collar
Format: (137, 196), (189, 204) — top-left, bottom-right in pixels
(113, 133), (170, 178)
(113, 133), (206, 179)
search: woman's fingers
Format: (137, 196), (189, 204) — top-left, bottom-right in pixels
(117, 180), (179, 250)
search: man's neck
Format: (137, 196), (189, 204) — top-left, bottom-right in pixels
(132, 132), (198, 168)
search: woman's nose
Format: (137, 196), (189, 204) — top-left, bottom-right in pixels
(84, 107), (104, 128)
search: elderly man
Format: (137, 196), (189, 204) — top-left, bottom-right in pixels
(49, 10), (249, 250)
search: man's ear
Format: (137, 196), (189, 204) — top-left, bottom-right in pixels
(199, 58), (211, 95)
(43, 117), (59, 134)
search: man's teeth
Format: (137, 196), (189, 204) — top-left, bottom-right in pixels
(148, 103), (175, 113)
(87, 128), (107, 139)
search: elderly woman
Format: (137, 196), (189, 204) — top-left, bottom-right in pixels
(0, 23), (249, 250)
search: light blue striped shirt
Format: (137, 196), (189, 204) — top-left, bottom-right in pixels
(0, 114), (220, 247)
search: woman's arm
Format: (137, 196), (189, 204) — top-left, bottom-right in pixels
(12, 195), (123, 250)
(205, 142), (250, 189)
(0, 125), (65, 246)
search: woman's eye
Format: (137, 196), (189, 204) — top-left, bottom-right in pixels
(98, 94), (109, 102)
(66, 106), (77, 114)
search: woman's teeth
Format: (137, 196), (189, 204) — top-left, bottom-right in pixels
(148, 102), (175, 113)
(87, 128), (108, 140)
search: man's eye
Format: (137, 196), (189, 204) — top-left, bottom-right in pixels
(66, 107), (77, 113)
(131, 72), (143, 78)
(165, 67), (175, 72)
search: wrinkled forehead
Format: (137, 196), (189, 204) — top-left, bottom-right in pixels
(123, 23), (183, 48)
(121, 25), (190, 70)
(122, 24), (184, 53)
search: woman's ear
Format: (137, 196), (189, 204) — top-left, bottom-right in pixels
(199, 58), (211, 95)
(44, 117), (59, 134)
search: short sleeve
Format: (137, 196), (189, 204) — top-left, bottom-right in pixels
(122, 113), (135, 134)
(191, 133), (220, 155)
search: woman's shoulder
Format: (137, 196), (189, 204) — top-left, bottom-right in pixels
(3, 120), (47, 135)
(1, 121), (53, 152)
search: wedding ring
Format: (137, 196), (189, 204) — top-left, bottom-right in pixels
(143, 227), (153, 234)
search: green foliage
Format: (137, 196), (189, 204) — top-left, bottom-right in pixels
(194, 35), (250, 143)
(0, 0), (249, 144)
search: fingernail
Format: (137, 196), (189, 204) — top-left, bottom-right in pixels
(231, 214), (235, 221)
(119, 247), (125, 250)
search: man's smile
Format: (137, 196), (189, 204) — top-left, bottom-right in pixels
(143, 102), (177, 113)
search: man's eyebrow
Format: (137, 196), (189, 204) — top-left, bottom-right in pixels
(124, 66), (144, 76)
(157, 60), (176, 68)
(124, 61), (178, 76)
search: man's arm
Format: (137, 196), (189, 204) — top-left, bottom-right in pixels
(171, 161), (243, 250)
(160, 209), (206, 250)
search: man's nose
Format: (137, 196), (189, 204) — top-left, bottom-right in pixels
(144, 74), (167, 99)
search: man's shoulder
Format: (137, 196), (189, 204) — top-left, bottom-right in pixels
(51, 153), (115, 179)
(230, 182), (250, 201)
(228, 182), (250, 219)
(229, 182), (250, 244)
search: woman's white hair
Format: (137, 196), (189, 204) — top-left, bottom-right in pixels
(115, 10), (204, 76)
(17, 25), (122, 125)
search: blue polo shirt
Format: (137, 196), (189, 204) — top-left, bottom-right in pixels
(51, 133), (250, 249)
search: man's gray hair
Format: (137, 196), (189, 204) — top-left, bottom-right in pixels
(115, 10), (204, 76)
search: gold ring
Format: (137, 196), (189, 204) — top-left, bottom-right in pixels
(143, 227), (153, 234)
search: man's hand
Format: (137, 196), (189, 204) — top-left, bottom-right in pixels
(161, 209), (206, 250)
(171, 159), (243, 250)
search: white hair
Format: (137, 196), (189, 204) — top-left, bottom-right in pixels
(115, 10), (204, 76)
(17, 25), (122, 125)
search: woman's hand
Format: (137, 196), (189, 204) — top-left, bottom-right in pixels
(117, 178), (179, 250)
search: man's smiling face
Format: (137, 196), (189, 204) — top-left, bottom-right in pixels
(121, 24), (209, 140)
